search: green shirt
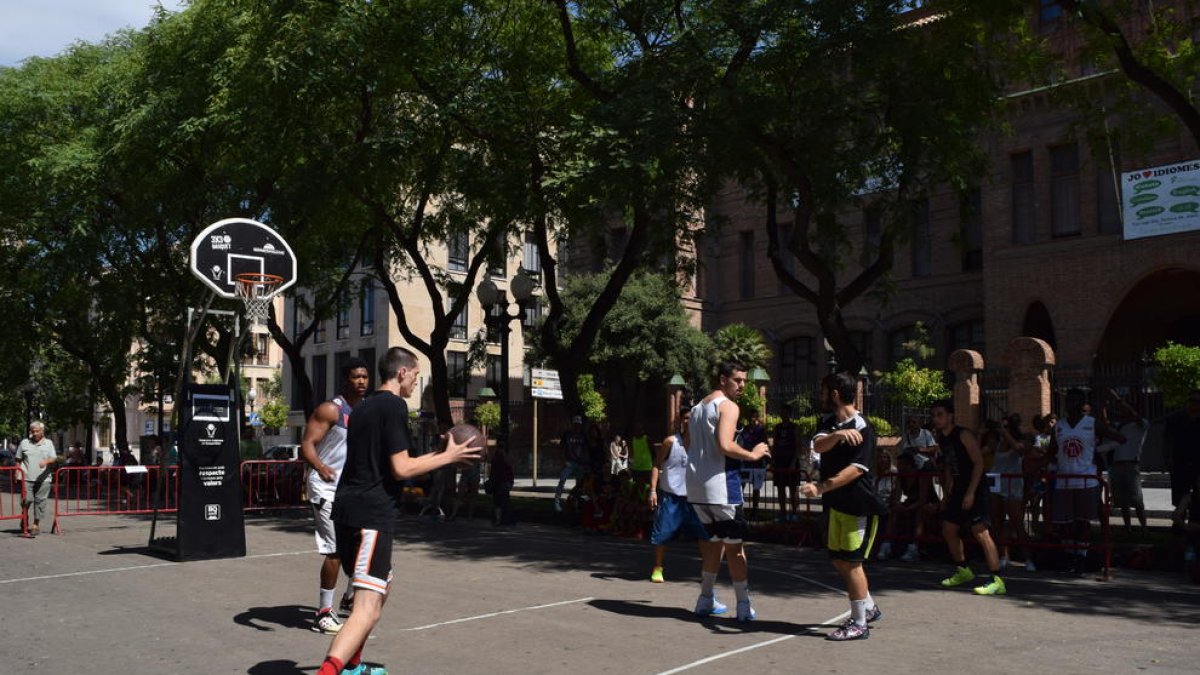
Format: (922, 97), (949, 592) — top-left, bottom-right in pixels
(630, 435), (653, 471)
(17, 438), (57, 482)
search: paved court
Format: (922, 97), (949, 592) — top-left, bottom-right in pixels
(2, 513), (1197, 674)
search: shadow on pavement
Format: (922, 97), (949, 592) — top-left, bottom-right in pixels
(234, 604), (315, 632)
(587, 598), (833, 636)
(247, 659), (308, 674)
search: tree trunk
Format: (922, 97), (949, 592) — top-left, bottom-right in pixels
(99, 380), (129, 455)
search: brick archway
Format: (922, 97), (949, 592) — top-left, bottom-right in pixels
(1096, 267), (1200, 364)
(1021, 301), (1057, 351)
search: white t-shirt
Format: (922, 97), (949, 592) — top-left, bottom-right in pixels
(1111, 419), (1148, 463)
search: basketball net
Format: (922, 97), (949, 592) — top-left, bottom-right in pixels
(233, 273), (284, 326)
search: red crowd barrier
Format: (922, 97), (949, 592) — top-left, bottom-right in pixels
(52, 465), (180, 533)
(1, 466), (29, 535)
(241, 460), (308, 512)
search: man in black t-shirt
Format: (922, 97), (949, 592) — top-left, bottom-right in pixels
(930, 398), (1004, 596)
(315, 347), (482, 675)
(801, 372), (887, 642)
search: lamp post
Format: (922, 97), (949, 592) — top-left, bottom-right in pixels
(22, 381), (38, 433)
(476, 273), (536, 447)
(748, 366), (770, 415)
(666, 374), (687, 431)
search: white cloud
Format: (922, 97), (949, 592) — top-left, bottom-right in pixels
(0, 0), (189, 67)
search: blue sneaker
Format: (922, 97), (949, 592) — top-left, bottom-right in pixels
(735, 599), (756, 622)
(342, 664), (387, 675)
(694, 593), (728, 616)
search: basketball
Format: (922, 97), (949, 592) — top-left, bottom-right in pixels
(447, 423), (485, 454)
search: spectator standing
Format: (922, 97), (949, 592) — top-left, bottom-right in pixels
(873, 451), (897, 560)
(1170, 473), (1200, 577)
(300, 357), (370, 634)
(686, 361), (770, 622)
(986, 417), (1034, 571)
(16, 421), (58, 537)
(629, 424), (654, 485)
(1105, 389), (1149, 534)
(316, 347), (481, 675)
(771, 404), (802, 522)
(1163, 390), (1200, 507)
(739, 414), (768, 517)
(1049, 388), (1124, 576)
(486, 442), (515, 526)
(930, 399), (1006, 595)
(609, 434), (629, 475)
(554, 416), (587, 512)
(801, 372), (888, 641)
(885, 452), (939, 562)
(901, 416), (937, 471)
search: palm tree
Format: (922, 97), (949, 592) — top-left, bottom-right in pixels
(712, 324), (772, 370)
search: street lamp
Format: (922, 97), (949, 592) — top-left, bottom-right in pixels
(22, 381), (38, 433)
(476, 273), (536, 447)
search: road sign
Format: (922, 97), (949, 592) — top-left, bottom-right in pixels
(189, 218), (297, 300)
(531, 368), (563, 400)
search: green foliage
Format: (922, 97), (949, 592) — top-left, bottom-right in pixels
(737, 384), (766, 422)
(794, 415), (820, 440)
(712, 324), (772, 370)
(899, 322), (938, 363)
(866, 415), (897, 437)
(473, 401), (501, 430)
(259, 398), (290, 433)
(577, 374), (607, 423)
(879, 358), (950, 409)
(1153, 342), (1200, 409)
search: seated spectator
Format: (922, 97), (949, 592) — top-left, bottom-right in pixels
(882, 452), (939, 562)
(901, 416), (938, 471)
(874, 452), (897, 559)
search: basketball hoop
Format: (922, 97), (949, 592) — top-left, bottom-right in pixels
(233, 272), (284, 325)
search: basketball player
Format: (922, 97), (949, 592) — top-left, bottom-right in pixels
(315, 347), (481, 675)
(801, 372), (888, 641)
(929, 399), (1005, 595)
(648, 404), (711, 583)
(300, 357), (370, 634)
(686, 361), (770, 621)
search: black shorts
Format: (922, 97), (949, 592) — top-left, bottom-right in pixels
(336, 525), (394, 596)
(942, 487), (990, 530)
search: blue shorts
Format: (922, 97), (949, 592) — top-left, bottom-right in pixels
(650, 492), (710, 545)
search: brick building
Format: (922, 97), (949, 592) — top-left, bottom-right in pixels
(694, 4), (1200, 396)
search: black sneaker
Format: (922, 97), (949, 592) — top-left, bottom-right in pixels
(339, 594), (354, 617)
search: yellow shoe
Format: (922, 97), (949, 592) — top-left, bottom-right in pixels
(650, 567), (664, 583)
(940, 566), (975, 587)
(973, 576), (1006, 596)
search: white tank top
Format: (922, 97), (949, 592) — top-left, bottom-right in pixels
(308, 395), (352, 503)
(661, 433), (688, 497)
(1055, 415), (1098, 489)
(685, 395), (742, 505)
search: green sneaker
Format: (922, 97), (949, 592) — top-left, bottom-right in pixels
(940, 566), (975, 587)
(973, 576), (1006, 596)
(650, 567), (665, 583)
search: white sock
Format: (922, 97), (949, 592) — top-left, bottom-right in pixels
(850, 599), (869, 627)
(863, 593), (875, 611)
(319, 588), (335, 612)
(700, 571), (717, 596)
(732, 580), (750, 603)
(342, 587), (354, 602)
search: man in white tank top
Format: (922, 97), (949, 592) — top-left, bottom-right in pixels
(648, 405), (711, 583)
(686, 361), (770, 622)
(301, 357), (370, 634)
(1049, 388), (1124, 575)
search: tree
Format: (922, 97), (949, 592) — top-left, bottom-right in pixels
(697, 2), (1029, 372)
(1154, 342), (1200, 409)
(712, 324), (773, 371)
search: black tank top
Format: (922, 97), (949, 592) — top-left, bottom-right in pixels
(937, 426), (976, 487)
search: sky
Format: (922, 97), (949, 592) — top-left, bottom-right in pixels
(0, 0), (189, 67)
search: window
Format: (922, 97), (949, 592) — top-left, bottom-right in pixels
(1097, 140), (1122, 234)
(862, 207), (883, 266)
(336, 292), (351, 340)
(523, 299), (542, 330)
(1050, 143), (1081, 237)
(947, 320), (985, 353)
(487, 237), (506, 278)
(739, 231), (755, 299)
(251, 333), (268, 366)
(522, 232), (541, 276)
(1039, 0), (1062, 33)
(357, 347), (376, 390)
(960, 189), (984, 271)
(311, 354), (328, 403)
(360, 279), (375, 336)
(290, 366), (304, 410)
(485, 304), (502, 344)
(1011, 152), (1036, 244)
(447, 351), (468, 397)
(910, 199), (931, 278)
(486, 355), (503, 395)
(291, 297), (303, 340)
(334, 351), (351, 387)
(314, 319), (326, 344)
(779, 336), (815, 387)
(889, 326), (920, 366)
(449, 299), (468, 340)
(447, 232), (469, 272)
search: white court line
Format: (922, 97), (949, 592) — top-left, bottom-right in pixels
(400, 596), (595, 631)
(655, 609), (851, 675)
(0, 549), (314, 585)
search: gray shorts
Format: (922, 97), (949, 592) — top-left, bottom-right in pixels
(1110, 463), (1143, 509)
(1052, 486), (1100, 523)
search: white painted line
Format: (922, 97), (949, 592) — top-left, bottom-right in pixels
(655, 610), (850, 675)
(0, 549), (314, 585)
(400, 596), (595, 631)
